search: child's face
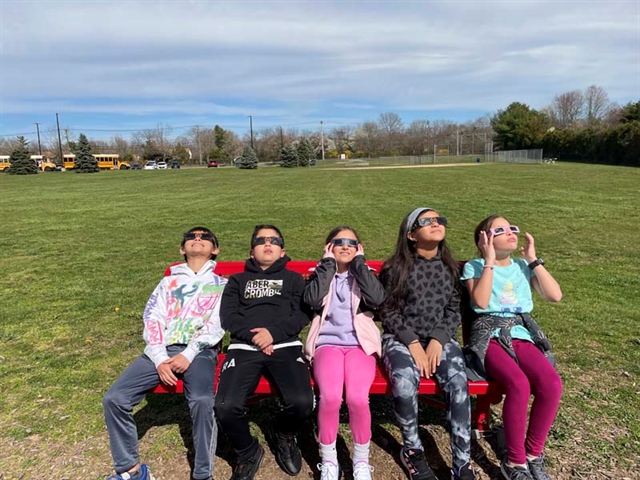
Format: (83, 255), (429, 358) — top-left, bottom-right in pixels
(180, 230), (219, 260)
(488, 217), (519, 253)
(330, 230), (359, 266)
(409, 210), (446, 246)
(251, 228), (285, 267)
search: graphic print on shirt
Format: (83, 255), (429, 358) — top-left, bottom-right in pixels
(499, 281), (523, 313)
(243, 279), (283, 299)
(166, 281), (224, 344)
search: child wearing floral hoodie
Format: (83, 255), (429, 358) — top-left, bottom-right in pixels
(103, 227), (226, 480)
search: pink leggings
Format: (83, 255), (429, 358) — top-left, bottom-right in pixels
(313, 346), (376, 445)
(484, 339), (563, 464)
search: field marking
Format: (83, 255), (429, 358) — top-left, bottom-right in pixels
(322, 162), (487, 171)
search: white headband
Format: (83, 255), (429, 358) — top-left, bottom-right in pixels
(405, 207), (434, 231)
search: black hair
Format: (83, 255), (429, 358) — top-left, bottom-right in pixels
(473, 214), (506, 256)
(251, 224), (285, 248)
(325, 225), (360, 245)
(379, 210), (460, 317)
(181, 226), (218, 261)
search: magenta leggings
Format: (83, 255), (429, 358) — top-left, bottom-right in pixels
(313, 346), (376, 445)
(485, 339), (563, 464)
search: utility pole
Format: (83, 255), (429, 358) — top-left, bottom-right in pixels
(456, 130), (460, 156)
(248, 115), (254, 149)
(320, 120), (325, 161)
(34, 123), (42, 155)
(56, 113), (64, 165)
(280, 126), (284, 149)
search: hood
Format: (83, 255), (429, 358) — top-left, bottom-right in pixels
(244, 255), (291, 274)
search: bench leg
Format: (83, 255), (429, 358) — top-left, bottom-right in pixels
(472, 395), (492, 435)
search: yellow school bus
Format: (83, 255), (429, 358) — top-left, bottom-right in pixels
(62, 154), (76, 170)
(0, 155), (10, 172)
(31, 155), (60, 171)
(62, 153), (129, 170)
(94, 154), (130, 170)
(0, 155), (60, 172)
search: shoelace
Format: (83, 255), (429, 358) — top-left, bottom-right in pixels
(353, 462), (374, 479)
(317, 462), (339, 480)
(510, 468), (533, 480)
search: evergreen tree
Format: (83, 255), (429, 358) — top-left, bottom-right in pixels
(296, 139), (313, 167)
(238, 145), (258, 169)
(74, 134), (99, 173)
(279, 145), (299, 168)
(7, 136), (37, 175)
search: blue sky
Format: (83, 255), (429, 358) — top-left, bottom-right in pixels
(1, 0), (638, 142)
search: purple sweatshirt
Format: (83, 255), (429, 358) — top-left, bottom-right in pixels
(316, 272), (359, 348)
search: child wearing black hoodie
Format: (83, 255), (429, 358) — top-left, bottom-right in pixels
(214, 225), (314, 480)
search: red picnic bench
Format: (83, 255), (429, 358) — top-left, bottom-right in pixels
(152, 260), (504, 436)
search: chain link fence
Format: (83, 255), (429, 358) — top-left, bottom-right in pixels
(485, 149), (543, 163)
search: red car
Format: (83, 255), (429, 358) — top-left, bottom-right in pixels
(207, 160), (218, 168)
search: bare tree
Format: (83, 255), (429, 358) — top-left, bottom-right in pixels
(378, 112), (404, 155)
(552, 90), (584, 128)
(405, 120), (431, 156)
(353, 122), (382, 158)
(330, 126), (355, 155)
(584, 85), (610, 125)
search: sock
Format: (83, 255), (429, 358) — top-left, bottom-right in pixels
(125, 468), (143, 480)
(320, 441), (338, 464)
(353, 442), (370, 465)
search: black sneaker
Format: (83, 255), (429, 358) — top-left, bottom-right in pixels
(500, 460), (534, 480)
(400, 448), (437, 480)
(527, 455), (552, 480)
(231, 443), (265, 480)
(268, 426), (302, 476)
(452, 461), (476, 480)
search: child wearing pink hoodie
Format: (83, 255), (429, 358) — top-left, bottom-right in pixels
(304, 226), (385, 480)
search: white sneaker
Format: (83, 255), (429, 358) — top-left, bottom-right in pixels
(353, 461), (374, 480)
(318, 461), (341, 480)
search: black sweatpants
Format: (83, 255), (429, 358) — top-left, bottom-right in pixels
(214, 346), (314, 461)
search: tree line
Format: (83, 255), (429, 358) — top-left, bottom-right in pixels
(1, 85), (637, 168)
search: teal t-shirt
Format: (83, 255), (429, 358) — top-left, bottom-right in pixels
(461, 258), (535, 342)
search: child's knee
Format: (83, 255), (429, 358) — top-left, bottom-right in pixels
(287, 390), (314, 418)
(345, 393), (370, 412)
(319, 392), (343, 412)
(390, 368), (419, 397)
(102, 388), (127, 411)
(214, 397), (244, 422)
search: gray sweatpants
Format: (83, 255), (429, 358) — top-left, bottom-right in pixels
(103, 345), (218, 480)
(382, 336), (472, 470)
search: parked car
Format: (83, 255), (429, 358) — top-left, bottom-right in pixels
(156, 161), (168, 170)
(144, 161), (157, 170)
(170, 161), (180, 169)
(131, 162), (142, 170)
(207, 160), (218, 168)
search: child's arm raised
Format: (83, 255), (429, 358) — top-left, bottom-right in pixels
(303, 246), (336, 309)
(521, 232), (562, 302)
(466, 231), (495, 310)
(350, 247), (386, 308)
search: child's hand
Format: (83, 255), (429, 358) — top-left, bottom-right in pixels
(478, 231), (496, 266)
(424, 339), (443, 377)
(157, 361), (178, 386)
(323, 243), (335, 259)
(520, 232), (537, 263)
(262, 345), (275, 356)
(356, 243), (365, 257)
(250, 328), (274, 350)
(165, 353), (191, 374)
(408, 341), (431, 379)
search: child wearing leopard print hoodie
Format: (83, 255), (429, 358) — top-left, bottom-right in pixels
(379, 208), (475, 480)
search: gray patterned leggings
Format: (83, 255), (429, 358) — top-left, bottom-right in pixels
(382, 336), (472, 470)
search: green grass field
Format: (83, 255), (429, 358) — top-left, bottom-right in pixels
(1, 163), (638, 479)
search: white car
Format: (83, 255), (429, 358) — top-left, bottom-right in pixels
(156, 161), (168, 170)
(144, 161), (157, 170)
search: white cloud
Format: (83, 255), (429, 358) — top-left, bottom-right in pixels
(0, 0), (638, 125)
